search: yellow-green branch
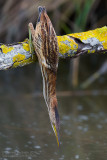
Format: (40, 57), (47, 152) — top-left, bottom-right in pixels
(0, 26), (107, 70)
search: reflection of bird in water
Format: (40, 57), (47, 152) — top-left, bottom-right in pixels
(29, 6), (60, 146)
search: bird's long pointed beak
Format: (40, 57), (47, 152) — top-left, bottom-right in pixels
(52, 123), (60, 147)
(37, 6), (46, 23)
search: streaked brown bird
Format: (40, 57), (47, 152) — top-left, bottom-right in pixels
(28, 6), (60, 146)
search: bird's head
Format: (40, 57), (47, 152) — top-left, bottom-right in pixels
(37, 6), (46, 23)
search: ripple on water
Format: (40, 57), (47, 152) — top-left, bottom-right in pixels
(75, 155), (79, 159)
(44, 144), (48, 147)
(62, 115), (70, 121)
(89, 113), (98, 119)
(59, 154), (65, 160)
(97, 124), (103, 129)
(27, 141), (32, 144)
(5, 147), (12, 151)
(34, 145), (41, 149)
(78, 115), (89, 121)
(30, 135), (35, 139)
(77, 105), (83, 111)
(77, 125), (88, 133)
(83, 126), (88, 132)
(64, 129), (72, 135)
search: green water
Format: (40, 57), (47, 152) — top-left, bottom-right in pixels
(0, 63), (107, 160)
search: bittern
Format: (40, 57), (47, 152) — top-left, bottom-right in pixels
(28, 6), (60, 146)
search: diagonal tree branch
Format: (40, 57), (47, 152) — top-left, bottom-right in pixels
(0, 26), (107, 70)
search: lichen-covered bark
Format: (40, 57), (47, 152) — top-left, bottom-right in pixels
(0, 26), (107, 70)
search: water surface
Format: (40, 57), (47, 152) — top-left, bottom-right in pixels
(0, 64), (107, 160)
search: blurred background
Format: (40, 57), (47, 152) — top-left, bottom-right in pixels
(0, 0), (107, 160)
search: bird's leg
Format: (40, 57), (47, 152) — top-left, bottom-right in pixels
(28, 24), (35, 59)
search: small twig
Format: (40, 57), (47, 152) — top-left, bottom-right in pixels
(80, 61), (107, 89)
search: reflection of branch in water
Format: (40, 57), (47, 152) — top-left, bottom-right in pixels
(80, 61), (107, 89)
(31, 90), (107, 97)
(0, 90), (107, 100)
